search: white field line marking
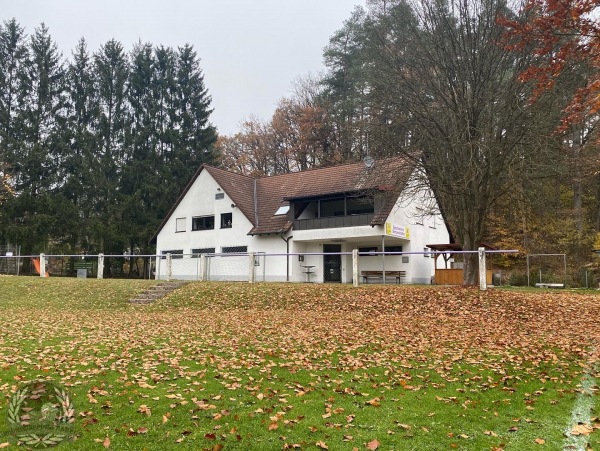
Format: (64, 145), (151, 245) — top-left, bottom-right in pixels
(563, 355), (598, 451)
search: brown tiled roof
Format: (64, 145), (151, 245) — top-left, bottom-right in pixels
(151, 156), (415, 242)
(204, 166), (256, 225)
(249, 155), (414, 235)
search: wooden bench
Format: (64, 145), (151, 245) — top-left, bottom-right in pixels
(361, 270), (406, 284)
(535, 283), (565, 289)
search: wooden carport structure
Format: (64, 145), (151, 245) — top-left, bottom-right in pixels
(426, 243), (494, 285)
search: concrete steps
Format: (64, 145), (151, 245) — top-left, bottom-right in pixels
(129, 281), (187, 304)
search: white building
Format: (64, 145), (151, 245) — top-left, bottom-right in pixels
(151, 156), (451, 283)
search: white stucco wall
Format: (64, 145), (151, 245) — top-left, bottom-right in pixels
(383, 181), (450, 284)
(155, 168), (450, 284)
(156, 170), (255, 280)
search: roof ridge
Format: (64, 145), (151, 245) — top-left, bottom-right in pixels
(254, 155), (407, 180)
(204, 164), (256, 180)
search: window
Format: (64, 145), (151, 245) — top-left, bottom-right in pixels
(175, 218), (186, 232)
(429, 215), (437, 229)
(274, 205), (290, 215)
(215, 193), (225, 200)
(346, 196), (374, 215)
(415, 207), (425, 226)
(358, 246), (378, 256)
(191, 247), (215, 257)
(161, 250), (183, 259)
(320, 198), (345, 217)
(220, 213), (232, 228)
(222, 246), (247, 253)
(384, 245), (403, 255)
(192, 216), (214, 231)
(318, 196), (374, 218)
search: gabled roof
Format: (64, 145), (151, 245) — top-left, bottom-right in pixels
(249, 156), (413, 235)
(151, 156), (415, 242)
(149, 166), (255, 244)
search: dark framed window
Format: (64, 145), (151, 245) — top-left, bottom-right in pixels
(215, 193), (225, 200)
(358, 246), (378, 256)
(318, 195), (374, 218)
(320, 198), (345, 218)
(220, 213), (232, 228)
(384, 245), (403, 255)
(191, 247), (215, 257)
(346, 196), (374, 215)
(192, 216), (214, 231)
(222, 246), (247, 253)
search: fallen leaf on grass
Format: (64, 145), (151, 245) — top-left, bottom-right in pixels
(367, 438), (380, 449)
(571, 423), (593, 436)
(316, 440), (328, 449)
(534, 438), (545, 444)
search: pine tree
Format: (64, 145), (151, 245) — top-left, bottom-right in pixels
(62, 38), (101, 252)
(2, 23), (67, 253)
(92, 39), (129, 254)
(0, 19), (27, 236)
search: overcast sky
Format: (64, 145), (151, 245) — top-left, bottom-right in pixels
(2, 0), (364, 135)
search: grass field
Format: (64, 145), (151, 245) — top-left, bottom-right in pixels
(0, 277), (598, 450)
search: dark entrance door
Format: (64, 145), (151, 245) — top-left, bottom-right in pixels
(323, 244), (342, 283)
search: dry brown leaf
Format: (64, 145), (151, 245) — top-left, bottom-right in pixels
(571, 423), (593, 436)
(367, 438), (380, 450)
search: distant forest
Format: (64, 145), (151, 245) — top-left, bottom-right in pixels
(1, 0), (599, 283)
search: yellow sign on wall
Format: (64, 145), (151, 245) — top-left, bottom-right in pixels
(385, 222), (410, 239)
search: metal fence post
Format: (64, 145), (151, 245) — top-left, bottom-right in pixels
(166, 253), (172, 281)
(40, 253), (46, 278)
(248, 252), (255, 283)
(352, 249), (359, 287)
(478, 247), (487, 291)
(97, 253), (104, 279)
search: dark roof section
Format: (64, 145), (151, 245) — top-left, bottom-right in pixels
(249, 156), (413, 235)
(150, 156), (415, 242)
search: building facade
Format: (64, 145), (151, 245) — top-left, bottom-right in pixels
(152, 157), (451, 283)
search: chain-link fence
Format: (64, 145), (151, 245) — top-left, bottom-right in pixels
(0, 244), (21, 275)
(0, 254), (156, 279)
(2, 249), (519, 290)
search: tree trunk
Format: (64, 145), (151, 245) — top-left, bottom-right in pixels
(462, 249), (480, 285)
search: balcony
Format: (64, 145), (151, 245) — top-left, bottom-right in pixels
(293, 213), (375, 230)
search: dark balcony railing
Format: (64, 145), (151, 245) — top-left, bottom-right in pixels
(293, 213), (375, 231)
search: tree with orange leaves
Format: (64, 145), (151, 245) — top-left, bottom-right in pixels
(501, 0), (600, 125)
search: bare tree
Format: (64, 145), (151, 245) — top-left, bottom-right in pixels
(367, 0), (554, 283)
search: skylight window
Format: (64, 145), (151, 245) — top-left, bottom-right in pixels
(274, 205), (290, 216)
